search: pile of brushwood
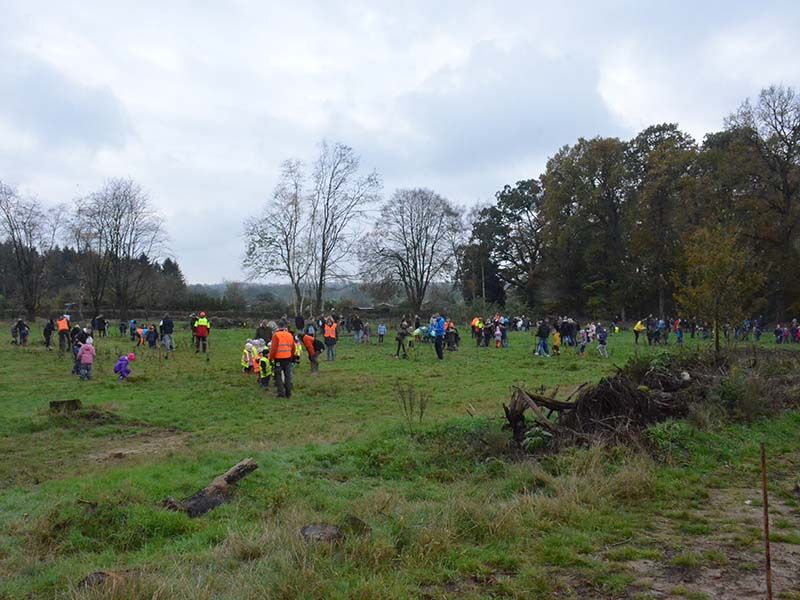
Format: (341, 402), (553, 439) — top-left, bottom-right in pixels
(504, 347), (800, 449)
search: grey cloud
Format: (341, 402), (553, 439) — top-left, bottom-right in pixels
(393, 41), (624, 173)
(0, 45), (130, 149)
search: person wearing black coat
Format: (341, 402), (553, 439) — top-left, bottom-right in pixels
(43, 319), (55, 350)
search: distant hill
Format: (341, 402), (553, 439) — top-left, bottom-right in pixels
(187, 281), (373, 305)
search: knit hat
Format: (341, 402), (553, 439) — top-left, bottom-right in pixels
(127, 353), (136, 361)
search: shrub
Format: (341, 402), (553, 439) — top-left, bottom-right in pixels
(646, 420), (692, 463)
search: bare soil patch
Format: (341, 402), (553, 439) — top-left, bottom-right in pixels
(627, 488), (800, 599)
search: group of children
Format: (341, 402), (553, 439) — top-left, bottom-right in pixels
(774, 321), (800, 344)
(128, 321), (160, 349)
(471, 315), (509, 349)
(240, 338), (273, 388)
(537, 322), (609, 358)
(355, 322), (388, 344)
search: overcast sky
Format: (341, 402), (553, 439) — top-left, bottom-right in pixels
(1, 1), (799, 283)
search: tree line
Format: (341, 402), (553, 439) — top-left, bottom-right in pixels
(0, 178), (200, 320)
(457, 85), (800, 321)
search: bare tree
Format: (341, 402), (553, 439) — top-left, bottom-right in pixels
(78, 179), (165, 320)
(243, 160), (312, 315)
(71, 184), (118, 316)
(358, 188), (463, 313)
(0, 181), (60, 319)
(308, 141), (381, 313)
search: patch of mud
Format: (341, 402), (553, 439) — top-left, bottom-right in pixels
(88, 430), (187, 462)
(628, 488), (800, 599)
(419, 571), (515, 599)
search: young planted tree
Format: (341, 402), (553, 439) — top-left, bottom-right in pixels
(673, 225), (765, 354)
(358, 188), (463, 313)
(0, 182), (60, 319)
(243, 159), (312, 315)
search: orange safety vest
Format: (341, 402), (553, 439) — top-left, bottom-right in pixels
(269, 330), (296, 360)
(324, 322), (337, 339)
(56, 318), (69, 332)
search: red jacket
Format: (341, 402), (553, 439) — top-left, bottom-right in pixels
(302, 334), (317, 358)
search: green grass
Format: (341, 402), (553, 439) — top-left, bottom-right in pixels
(0, 323), (798, 598)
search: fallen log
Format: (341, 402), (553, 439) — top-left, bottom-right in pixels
(50, 399), (82, 413)
(163, 458), (257, 517)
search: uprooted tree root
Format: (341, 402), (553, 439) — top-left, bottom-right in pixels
(503, 347), (800, 448)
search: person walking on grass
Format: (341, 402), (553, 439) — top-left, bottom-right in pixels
(193, 312), (211, 353)
(323, 316), (338, 361)
(159, 314), (175, 353)
(535, 319), (551, 357)
(597, 323), (609, 358)
(43, 318), (55, 351)
(56, 314), (71, 352)
(395, 316), (409, 359)
(301, 330), (321, 374)
(70, 326), (89, 375)
(14, 318), (30, 347)
(552, 328), (561, 356)
(633, 319), (645, 344)
(258, 349), (272, 389)
(578, 326), (590, 357)
(269, 320), (297, 398)
(351, 313), (363, 344)
(76, 339), (96, 380)
(145, 324), (159, 351)
(432, 312), (445, 360)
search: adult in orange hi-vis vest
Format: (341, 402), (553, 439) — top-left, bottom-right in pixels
(269, 319), (297, 398)
(56, 315), (71, 352)
(323, 316), (338, 361)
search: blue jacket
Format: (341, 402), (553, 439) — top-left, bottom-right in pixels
(434, 316), (446, 337)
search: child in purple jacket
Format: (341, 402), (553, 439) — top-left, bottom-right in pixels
(114, 353), (136, 381)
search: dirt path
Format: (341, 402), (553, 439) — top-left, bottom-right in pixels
(627, 488), (800, 599)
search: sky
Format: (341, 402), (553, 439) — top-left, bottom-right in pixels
(1, 1), (799, 283)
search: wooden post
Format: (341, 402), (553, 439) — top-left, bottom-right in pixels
(760, 442), (773, 600)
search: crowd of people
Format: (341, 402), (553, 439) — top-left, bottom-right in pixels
(8, 308), (800, 396)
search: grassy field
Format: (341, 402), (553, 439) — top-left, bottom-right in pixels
(1, 323), (799, 599)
